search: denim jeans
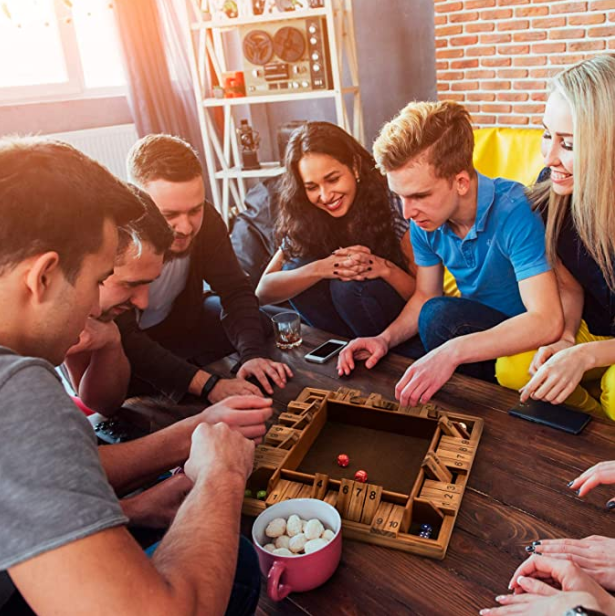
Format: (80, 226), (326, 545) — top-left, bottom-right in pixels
(145, 535), (261, 616)
(418, 296), (510, 382)
(283, 258), (407, 339)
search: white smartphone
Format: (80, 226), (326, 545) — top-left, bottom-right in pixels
(304, 339), (348, 364)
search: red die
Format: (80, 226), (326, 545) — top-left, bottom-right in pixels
(337, 454), (350, 468)
(354, 470), (368, 483)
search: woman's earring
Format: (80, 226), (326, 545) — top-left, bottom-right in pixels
(355, 175), (361, 184)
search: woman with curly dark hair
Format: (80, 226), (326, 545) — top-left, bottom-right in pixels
(255, 121), (416, 338)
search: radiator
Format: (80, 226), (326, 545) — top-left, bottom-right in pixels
(46, 124), (139, 182)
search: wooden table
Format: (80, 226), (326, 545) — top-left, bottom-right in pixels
(126, 326), (615, 616)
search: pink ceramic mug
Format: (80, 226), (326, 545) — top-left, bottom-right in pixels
(252, 498), (342, 601)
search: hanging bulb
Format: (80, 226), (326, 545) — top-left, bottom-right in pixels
(1, 2), (11, 20)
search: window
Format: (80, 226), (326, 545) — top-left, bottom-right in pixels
(0, 0), (126, 103)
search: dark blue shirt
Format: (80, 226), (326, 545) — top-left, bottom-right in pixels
(552, 210), (615, 336)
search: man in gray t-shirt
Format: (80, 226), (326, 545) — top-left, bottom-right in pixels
(0, 138), (262, 615)
(0, 351), (128, 607)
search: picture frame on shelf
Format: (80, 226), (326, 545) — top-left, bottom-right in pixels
(208, 0), (253, 20)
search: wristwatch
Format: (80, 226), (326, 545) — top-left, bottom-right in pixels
(200, 374), (221, 400)
(564, 607), (606, 616)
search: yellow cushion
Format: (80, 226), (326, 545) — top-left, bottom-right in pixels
(473, 127), (545, 187)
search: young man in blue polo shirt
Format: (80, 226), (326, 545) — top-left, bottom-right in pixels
(337, 100), (564, 407)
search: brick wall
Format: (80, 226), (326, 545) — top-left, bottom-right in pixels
(435, 0), (615, 126)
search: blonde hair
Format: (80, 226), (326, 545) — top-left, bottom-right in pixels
(373, 100), (475, 179)
(539, 54), (615, 290)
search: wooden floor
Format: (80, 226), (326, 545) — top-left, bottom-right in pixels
(129, 326), (615, 616)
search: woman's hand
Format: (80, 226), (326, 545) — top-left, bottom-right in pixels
(480, 556), (615, 615)
(527, 536), (615, 591)
(332, 245), (392, 281)
(568, 460), (615, 503)
(519, 344), (593, 404)
(480, 590), (606, 615)
(316, 253), (366, 281)
(529, 339), (575, 375)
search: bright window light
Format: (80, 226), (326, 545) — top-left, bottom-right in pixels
(0, 0), (67, 88)
(72, 0), (126, 88)
(0, 0), (126, 101)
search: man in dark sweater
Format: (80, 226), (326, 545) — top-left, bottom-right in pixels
(124, 134), (292, 405)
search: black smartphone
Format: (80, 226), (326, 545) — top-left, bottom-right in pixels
(509, 399), (591, 435)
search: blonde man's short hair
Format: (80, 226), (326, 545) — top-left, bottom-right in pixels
(373, 100), (475, 179)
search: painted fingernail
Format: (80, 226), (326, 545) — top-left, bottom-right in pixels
(334, 263), (339, 267)
(575, 489), (581, 496)
(607, 501), (615, 510)
(532, 540), (541, 546)
(567, 480), (574, 487)
(525, 545), (535, 552)
(535, 551), (542, 556)
(334, 271), (338, 275)
(369, 260), (373, 264)
(367, 267), (372, 271)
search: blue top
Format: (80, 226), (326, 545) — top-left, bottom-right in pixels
(411, 173), (550, 317)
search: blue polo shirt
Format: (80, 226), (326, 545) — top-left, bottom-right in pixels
(411, 173), (550, 317)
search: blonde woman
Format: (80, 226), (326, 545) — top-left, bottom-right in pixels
(497, 54), (615, 419)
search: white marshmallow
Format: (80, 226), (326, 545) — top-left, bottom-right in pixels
(289, 533), (307, 553)
(304, 519), (325, 540)
(304, 538), (328, 554)
(321, 529), (335, 541)
(286, 514), (303, 537)
(265, 518), (287, 538)
(274, 535), (290, 550)
(263, 543), (276, 553)
(272, 548), (294, 556)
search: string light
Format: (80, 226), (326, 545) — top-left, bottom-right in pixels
(0, 0), (115, 26)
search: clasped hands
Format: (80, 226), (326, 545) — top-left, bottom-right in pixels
(320, 245), (391, 282)
(480, 460), (615, 615)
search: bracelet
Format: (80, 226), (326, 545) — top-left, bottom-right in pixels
(200, 374), (220, 400)
(564, 606), (606, 616)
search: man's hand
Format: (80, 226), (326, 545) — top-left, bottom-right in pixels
(207, 376), (263, 403)
(529, 339), (575, 375)
(529, 536), (615, 591)
(121, 474), (193, 529)
(394, 342), (458, 407)
(337, 335), (389, 376)
(568, 460), (615, 505)
(184, 421), (255, 485)
(520, 344), (593, 404)
(66, 317), (122, 356)
(197, 395), (273, 441)
(237, 358), (293, 395)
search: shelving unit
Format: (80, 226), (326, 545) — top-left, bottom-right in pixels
(186, 0), (364, 224)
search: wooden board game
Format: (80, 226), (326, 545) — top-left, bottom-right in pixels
(243, 387), (484, 559)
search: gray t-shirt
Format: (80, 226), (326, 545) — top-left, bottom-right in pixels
(0, 347), (127, 608)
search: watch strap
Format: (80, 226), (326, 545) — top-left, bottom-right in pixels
(200, 374), (221, 400)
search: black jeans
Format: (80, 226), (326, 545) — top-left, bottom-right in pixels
(418, 296), (510, 382)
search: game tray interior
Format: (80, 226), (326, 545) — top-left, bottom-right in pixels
(243, 387), (484, 559)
